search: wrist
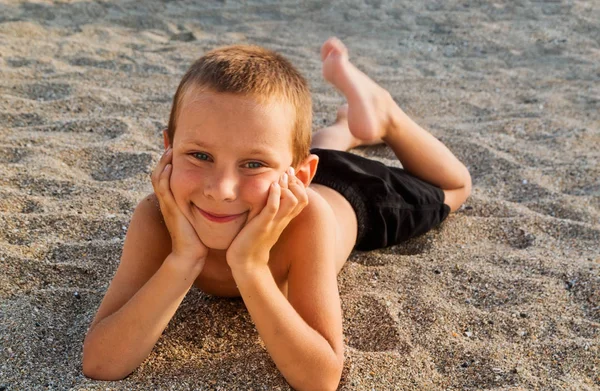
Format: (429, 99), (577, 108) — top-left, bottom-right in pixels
(230, 262), (271, 282)
(164, 253), (205, 277)
(226, 251), (269, 271)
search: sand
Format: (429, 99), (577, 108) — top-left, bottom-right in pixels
(1, 0), (599, 390)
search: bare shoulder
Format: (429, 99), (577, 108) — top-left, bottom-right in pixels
(269, 188), (334, 275)
(134, 193), (169, 233)
(87, 193), (172, 330)
(122, 193), (172, 264)
(275, 188), (337, 257)
(293, 187), (336, 229)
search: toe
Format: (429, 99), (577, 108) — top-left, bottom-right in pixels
(321, 37), (348, 61)
(321, 38), (335, 61)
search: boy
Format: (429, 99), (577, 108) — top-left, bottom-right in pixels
(82, 37), (471, 390)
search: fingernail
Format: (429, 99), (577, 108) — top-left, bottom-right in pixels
(289, 167), (295, 176)
(282, 173), (288, 185)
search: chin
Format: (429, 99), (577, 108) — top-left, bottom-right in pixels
(202, 236), (233, 251)
(196, 223), (244, 251)
(195, 230), (232, 250)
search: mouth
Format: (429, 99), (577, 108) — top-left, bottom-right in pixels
(195, 206), (246, 223)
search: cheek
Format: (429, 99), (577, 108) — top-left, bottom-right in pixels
(169, 166), (200, 199)
(241, 177), (273, 206)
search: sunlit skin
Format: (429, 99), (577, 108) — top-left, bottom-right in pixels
(82, 37), (472, 389)
(167, 90), (298, 255)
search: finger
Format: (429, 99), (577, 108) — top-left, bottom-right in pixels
(156, 163), (177, 218)
(264, 182), (281, 219)
(276, 187), (299, 219)
(279, 172), (289, 190)
(287, 169), (308, 205)
(151, 152), (170, 195)
(151, 148), (172, 185)
(158, 163), (174, 199)
(287, 167), (303, 189)
(287, 179), (308, 209)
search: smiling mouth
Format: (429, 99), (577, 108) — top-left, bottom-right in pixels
(196, 206), (246, 223)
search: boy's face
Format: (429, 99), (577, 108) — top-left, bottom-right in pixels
(169, 90), (295, 250)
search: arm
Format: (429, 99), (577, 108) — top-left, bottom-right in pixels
(384, 104), (472, 211)
(84, 148), (208, 379)
(82, 192), (204, 379)
(83, 254), (202, 380)
(230, 195), (344, 391)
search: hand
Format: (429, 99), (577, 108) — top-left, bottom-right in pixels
(151, 147), (208, 270)
(226, 167), (309, 271)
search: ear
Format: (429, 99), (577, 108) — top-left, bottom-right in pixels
(294, 154), (319, 188)
(162, 129), (170, 150)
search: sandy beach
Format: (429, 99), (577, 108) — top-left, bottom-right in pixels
(1, 0), (599, 389)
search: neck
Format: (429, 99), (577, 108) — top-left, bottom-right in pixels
(208, 248), (228, 261)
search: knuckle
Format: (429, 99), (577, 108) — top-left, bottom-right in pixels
(300, 194), (309, 205)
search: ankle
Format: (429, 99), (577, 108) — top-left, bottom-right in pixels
(311, 126), (355, 151)
(382, 103), (407, 144)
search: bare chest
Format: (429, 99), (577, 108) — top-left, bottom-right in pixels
(192, 252), (289, 297)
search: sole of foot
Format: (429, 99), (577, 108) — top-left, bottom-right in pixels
(321, 37), (394, 144)
(335, 104), (383, 148)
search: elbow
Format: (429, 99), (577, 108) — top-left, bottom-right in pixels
(456, 166), (472, 209)
(82, 358), (132, 381)
(443, 166), (473, 212)
(82, 340), (132, 381)
(290, 356), (343, 391)
(318, 361), (343, 391)
(463, 166), (472, 200)
(321, 363), (343, 391)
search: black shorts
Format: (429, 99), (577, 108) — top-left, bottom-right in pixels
(310, 148), (451, 251)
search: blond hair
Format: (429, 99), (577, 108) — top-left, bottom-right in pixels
(166, 45), (312, 166)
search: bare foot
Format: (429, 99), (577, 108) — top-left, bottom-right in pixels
(334, 104), (383, 148)
(321, 37), (395, 143)
(312, 104), (383, 151)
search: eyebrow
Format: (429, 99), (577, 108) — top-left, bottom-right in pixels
(181, 140), (276, 157)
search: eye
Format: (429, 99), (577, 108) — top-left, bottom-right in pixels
(191, 152), (211, 161)
(245, 161), (264, 169)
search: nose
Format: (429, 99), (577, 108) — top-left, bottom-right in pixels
(203, 170), (237, 202)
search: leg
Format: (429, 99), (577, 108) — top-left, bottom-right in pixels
(320, 37), (471, 212)
(311, 105), (382, 151)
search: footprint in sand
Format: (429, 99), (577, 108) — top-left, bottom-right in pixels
(343, 294), (410, 353)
